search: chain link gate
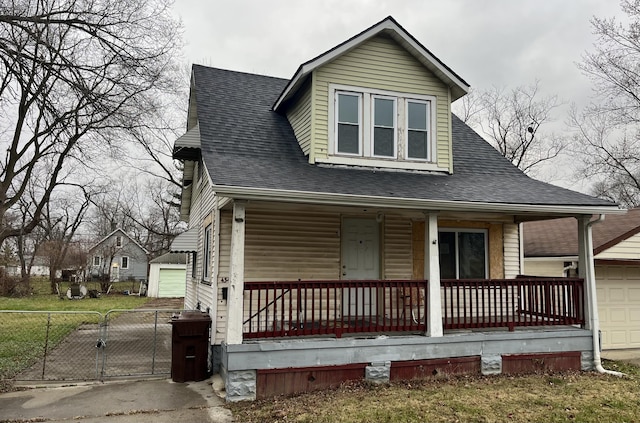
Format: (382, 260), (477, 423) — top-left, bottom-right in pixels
(100, 309), (180, 378)
(0, 309), (189, 383)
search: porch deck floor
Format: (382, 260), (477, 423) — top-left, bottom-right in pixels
(247, 316), (583, 341)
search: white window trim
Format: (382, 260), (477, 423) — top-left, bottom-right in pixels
(327, 83), (441, 171)
(116, 236), (123, 247)
(334, 91), (363, 156)
(371, 95), (397, 159)
(93, 256), (101, 266)
(203, 224), (212, 282)
(121, 256), (129, 269)
(439, 228), (488, 279)
(405, 98), (435, 162)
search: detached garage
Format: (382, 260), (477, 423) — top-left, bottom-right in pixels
(523, 208), (640, 350)
(596, 264), (640, 349)
(148, 253), (187, 298)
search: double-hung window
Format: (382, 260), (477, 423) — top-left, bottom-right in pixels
(336, 92), (361, 155)
(372, 96), (396, 158)
(332, 86), (435, 165)
(406, 100), (431, 160)
(121, 256), (129, 269)
(203, 224), (212, 283)
(438, 229), (487, 279)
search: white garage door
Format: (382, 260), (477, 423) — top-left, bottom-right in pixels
(596, 265), (640, 349)
(158, 268), (186, 298)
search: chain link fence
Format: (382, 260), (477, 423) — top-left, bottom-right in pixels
(0, 309), (187, 383)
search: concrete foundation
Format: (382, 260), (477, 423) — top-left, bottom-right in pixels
(481, 354), (502, 375)
(365, 361), (391, 384)
(220, 328), (593, 401)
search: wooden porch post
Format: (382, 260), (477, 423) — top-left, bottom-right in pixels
(424, 212), (443, 337)
(577, 215), (595, 330)
(226, 200), (246, 345)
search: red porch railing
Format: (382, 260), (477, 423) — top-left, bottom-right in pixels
(242, 278), (585, 339)
(441, 278), (585, 331)
(243, 280), (426, 339)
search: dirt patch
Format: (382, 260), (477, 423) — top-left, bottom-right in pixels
(138, 297), (184, 309)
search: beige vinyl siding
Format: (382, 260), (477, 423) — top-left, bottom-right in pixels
(244, 207), (341, 281)
(242, 207), (340, 337)
(313, 34), (451, 169)
(214, 209), (232, 344)
(285, 80), (313, 157)
(384, 215), (413, 280)
(596, 233), (640, 260)
(503, 223), (521, 279)
(184, 175), (216, 311)
(523, 259), (566, 277)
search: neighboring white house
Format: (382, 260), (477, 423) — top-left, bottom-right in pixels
(4, 256), (61, 278)
(523, 209), (640, 350)
(147, 253), (187, 298)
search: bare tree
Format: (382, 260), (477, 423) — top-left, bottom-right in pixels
(126, 177), (184, 257)
(454, 81), (567, 175)
(0, 0), (182, 245)
(453, 88), (485, 125)
(571, 0), (640, 207)
(87, 175), (183, 259)
(38, 186), (91, 293)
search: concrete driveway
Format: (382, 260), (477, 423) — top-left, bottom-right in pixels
(0, 377), (232, 423)
(602, 349), (640, 367)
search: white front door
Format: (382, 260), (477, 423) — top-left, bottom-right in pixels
(341, 218), (380, 316)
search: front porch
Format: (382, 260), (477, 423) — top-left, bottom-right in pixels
(242, 277), (585, 339)
(211, 201), (602, 401)
(218, 276), (591, 400)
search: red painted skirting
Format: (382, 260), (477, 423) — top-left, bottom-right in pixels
(256, 364), (367, 398)
(502, 352), (581, 374)
(390, 356), (481, 380)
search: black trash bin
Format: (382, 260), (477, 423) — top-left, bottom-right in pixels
(170, 311), (211, 382)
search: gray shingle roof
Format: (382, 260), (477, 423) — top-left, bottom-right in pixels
(191, 65), (616, 209)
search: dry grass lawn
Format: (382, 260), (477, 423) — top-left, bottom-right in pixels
(229, 360), (640, 423)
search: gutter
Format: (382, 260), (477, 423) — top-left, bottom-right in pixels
(212, 185), (623, 216)
(586, 214), (625, 377)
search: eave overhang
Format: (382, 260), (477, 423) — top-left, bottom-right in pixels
(273, 16), (470, 111)
(211, 185), (623, 219)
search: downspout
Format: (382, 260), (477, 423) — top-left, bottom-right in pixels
(586, 214), (624, 377)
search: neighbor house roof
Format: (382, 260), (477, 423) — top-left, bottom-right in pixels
(188, 65), (618, 217)
(150, 252), (187, 265)
(88, 228), (149, 255)
(523, 208), (640, 257)
(273, 16), (470, 110)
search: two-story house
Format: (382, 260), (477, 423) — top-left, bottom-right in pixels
(170, 17), (622, 401)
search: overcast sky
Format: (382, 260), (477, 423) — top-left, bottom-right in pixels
(171, 0), (626, 191)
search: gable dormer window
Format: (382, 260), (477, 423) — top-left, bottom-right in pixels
(372, 96), (396, 158)
(336, 92), (362, 155)
(329, 84), (436, 169)
(406, 100), (431, 161)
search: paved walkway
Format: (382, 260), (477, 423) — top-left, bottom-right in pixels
(0, 377), (233, 423)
